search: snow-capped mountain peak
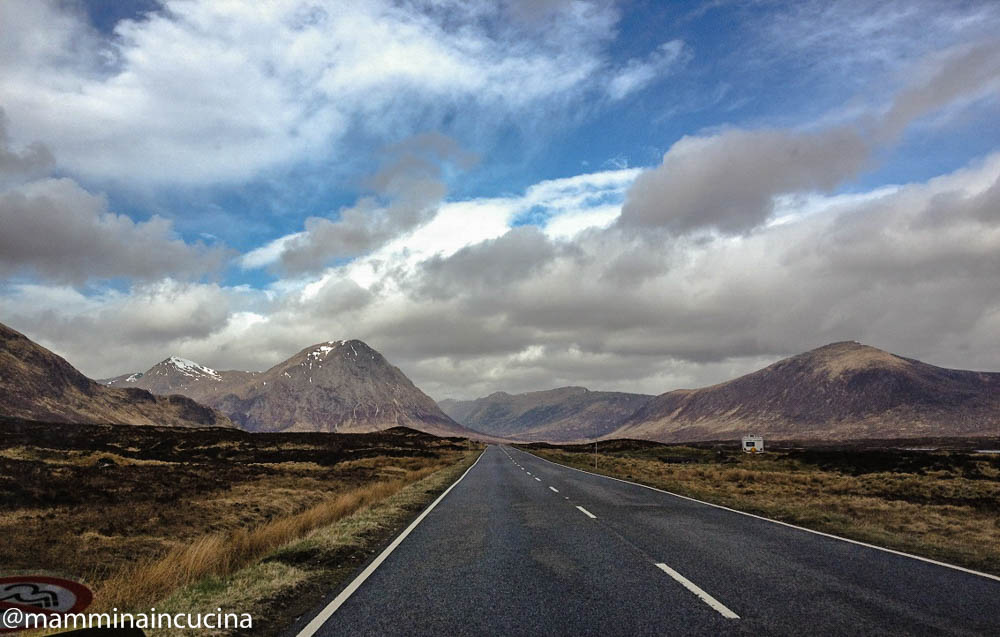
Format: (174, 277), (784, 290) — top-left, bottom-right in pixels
(305, 339), (371, 363)
(163, 356), (221, 381)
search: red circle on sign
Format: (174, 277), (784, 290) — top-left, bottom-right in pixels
(0, 576), (94, 633)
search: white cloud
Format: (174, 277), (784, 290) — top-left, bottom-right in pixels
(544, 204), (621, 239)
(7, 154), (1000, 397)
(607, 40), (686, 100)
(0, 0), (627, 185)
(245, 166), (640, 282)
(240, 232), (307, 270)
(879, 38), (1000, 141)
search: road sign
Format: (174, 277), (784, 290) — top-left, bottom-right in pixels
(0, 575), (93, 633)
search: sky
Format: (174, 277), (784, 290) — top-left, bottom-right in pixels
(1, 0), (999, 400)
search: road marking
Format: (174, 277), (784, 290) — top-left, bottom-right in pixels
(534, 477), (541, 482)
(549, 486), (559, 493)
(576, 506), (596, 519)
(516, 448), (1000, 583)
(295, 448), (487, 637)
(655, 563), (740, 619)
(527, 471), (531, 475)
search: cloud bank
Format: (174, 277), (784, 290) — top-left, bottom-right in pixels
(1, 1), (999, 402)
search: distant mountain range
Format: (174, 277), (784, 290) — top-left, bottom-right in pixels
(610, 341), (1000, 442)
(439, 387), (652, 442)
(0, 322), (232, 428)
(5, 318), (997, 442)
(441, 342), (1000, 443)
(103, 340), (474, 437)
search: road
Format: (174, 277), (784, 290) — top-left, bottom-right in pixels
(293, 445), (1000, 636)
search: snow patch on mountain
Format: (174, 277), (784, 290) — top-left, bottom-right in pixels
(165, 356), (221, 381)
(309, 345), (335, 360)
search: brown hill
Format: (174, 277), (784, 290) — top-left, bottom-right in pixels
(110, 340), (475, 437)
(440, 386), (652, 442)
(610, 341), (1000, 442)
(100, 356), (260, 403)
(0, 322), (233, 428)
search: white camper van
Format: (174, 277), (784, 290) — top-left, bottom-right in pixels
(742, 434), (764, 453)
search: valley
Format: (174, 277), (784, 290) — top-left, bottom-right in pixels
(3, 320), (1000, 635)
(0, 417), (480, 634)
(524, 437), (1000, 575)
(439, 386), (652, 442)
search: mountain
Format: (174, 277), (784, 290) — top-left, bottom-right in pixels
(101, 356), (260, 403)
(610, 341), (1000, 442)
(106, 340), (475, 437)
(0, 322), (233, 428)
(439, 386), (653, 442)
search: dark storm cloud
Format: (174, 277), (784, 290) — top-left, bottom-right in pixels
(307, 277), (375, 316)
(0, 178), (229, 283)
(618, 35), (1000, 238)
(418, 226), (559, 300)
(618, 126), (871, 235)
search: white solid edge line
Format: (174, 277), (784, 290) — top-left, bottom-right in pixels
(655, 563), (740, 619)
(576, 505), (597, 519)
(515, 448), (1000, 583)
(296, 447), (488, 637)
(549, 486), (559, 493)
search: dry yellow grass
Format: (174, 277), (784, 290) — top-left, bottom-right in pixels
(3, 420), (480, 637)
(0, 446), (172, 466)
(95, 465), (441, 612)
(148, 452), (481, 636)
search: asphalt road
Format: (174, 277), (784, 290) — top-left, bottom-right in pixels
(295, 445), (1000, 636)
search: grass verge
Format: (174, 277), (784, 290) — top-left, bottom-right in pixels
(134, 449), (480, 636)
(95, 466), (440, 612)
(524, 445), (1000, 576)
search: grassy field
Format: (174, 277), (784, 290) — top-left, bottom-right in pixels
(153, 457), (477, 636)
(0, 418), (480, 634)
(523, 438), (1000, 576)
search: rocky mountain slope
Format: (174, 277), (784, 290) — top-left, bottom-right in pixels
(439, 386), (652, 442)
(101, 356), (259, 403)
(610, 341), (1000, 442)
(105, 340), (475, 437)
(0, 322), (233, 428)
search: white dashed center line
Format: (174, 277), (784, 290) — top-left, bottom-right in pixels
(549, 486), (559, 493)
(534, 477), (541, 482)
(576, 506), (597, 519)
(654, 563), (740, 619)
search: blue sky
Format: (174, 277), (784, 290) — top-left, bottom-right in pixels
(1, 0), (999, 398)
